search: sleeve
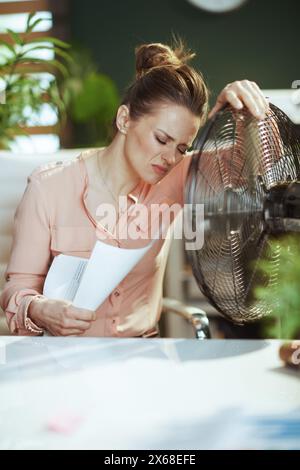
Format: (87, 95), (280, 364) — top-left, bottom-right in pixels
(0, 175), (52, 335)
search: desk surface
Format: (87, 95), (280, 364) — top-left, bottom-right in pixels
(0, 337), (299, 450)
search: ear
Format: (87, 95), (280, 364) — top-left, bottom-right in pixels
(116, 104), (130, 134)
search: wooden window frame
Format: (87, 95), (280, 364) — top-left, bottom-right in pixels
(0, 0), (70, 143)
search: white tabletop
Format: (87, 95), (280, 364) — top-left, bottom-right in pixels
(0, 337), (299, 450)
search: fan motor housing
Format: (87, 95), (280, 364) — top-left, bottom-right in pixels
(264, 182), (300, 233)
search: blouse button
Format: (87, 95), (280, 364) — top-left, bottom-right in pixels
(114, 291), (120, 297)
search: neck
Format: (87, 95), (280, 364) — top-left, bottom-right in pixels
(98, 135), (141, 196)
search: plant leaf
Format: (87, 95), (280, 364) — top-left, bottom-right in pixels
(20, 46), (73, 63)
(26, 12), (36, 30)
(52, 47), (74, 63)
(25, 36), (71, 49)
(42, 59), (68, 77)
(6, 29), (23, 46)
(0, 40), (16, 55)
(26, 18), (48, 34)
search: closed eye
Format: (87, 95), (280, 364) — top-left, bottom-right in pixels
(156, 137), (167, 145)
(156, 136), (188, 155)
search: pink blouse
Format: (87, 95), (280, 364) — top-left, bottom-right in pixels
(0, 148), (191, 337)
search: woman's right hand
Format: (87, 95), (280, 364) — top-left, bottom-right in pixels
(28, 297), (96, 336)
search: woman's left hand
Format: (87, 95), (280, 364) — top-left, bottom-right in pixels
(208, 80), (269, 120)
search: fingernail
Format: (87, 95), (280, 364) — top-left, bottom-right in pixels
(255, 109), (263, 119)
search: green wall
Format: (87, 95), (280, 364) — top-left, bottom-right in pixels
(70, 0), (299, 101)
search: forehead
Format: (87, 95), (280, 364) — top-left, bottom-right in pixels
(140, 102), (200, 136)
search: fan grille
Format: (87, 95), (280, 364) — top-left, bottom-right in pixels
(185, 104), (300, 324)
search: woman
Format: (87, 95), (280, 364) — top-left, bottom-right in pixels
(0, 41), (268, 337)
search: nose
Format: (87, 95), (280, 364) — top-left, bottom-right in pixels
(162, 147), (177, 166)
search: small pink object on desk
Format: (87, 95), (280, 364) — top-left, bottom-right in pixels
(46, 411), (84, 435)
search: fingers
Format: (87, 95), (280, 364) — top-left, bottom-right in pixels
(58, 328), (87, 336)
(242, 81), (269, 118)
(50, 319), (92, 336)
(37, 299), (97, 336)
(209, 80), (269, 120)
(224, 89), (244, 110)
(236, 83), (263, 119)
(46, 326), (85, 336)
(208, 87), (244, 120)
(208, 101), (224, 119)
(55, 305), (97, 335)
(62, 318), (93, 331)
(249, 81), (269, 109)
(69, 306), (97, 322)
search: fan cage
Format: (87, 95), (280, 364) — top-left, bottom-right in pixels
(185, 104), (300, 324)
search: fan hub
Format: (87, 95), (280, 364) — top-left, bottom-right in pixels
(264, 182), (300, 233)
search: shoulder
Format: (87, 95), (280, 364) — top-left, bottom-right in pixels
(155, 153), (193, 203)
(170, 152), (193, 181)
(28, 148), (100, 184)
(28, 154), (82, 184)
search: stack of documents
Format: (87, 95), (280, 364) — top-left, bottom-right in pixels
(43, 239), (154, 310)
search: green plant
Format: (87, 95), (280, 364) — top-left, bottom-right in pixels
(61, 45), (120, 148)
(0, 12), (72, 149)
(255, 235), (300, 339)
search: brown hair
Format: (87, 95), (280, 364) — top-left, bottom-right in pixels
(111, 38), (209, 138)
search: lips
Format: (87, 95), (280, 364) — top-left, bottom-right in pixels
(152, 164), (168, 176)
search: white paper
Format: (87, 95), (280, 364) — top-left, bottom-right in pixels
(72, 240), (153, 309)
(43, 238), (155, 310)
(43, 255), (87, 302)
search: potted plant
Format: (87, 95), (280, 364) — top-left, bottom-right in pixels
(61, 45), (120, 148)
(255, 235), (300, 369)
(0, 12), (72, 149)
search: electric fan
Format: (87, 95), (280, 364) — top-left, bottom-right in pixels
(185, 103), (300, 324)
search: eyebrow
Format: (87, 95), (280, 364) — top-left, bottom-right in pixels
(156, 128), (191, 149)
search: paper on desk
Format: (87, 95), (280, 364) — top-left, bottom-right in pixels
(43, 237), (155, 310)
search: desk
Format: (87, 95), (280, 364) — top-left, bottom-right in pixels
(0, 337), (299, 449)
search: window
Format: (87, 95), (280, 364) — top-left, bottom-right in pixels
(0, 0), (70, 152)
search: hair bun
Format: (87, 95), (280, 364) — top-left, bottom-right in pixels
(135, 40), (196, 79)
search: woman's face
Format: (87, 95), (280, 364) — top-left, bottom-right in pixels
(119, 101), (201, 184)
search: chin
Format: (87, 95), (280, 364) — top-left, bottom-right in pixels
(149, 173), (165, 184)
(142, 176), (157, 185)
(140, 165), (168, 185)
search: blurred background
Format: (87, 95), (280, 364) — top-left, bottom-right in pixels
(0, 0), (300, 338)
(1, 0), (299, 152)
